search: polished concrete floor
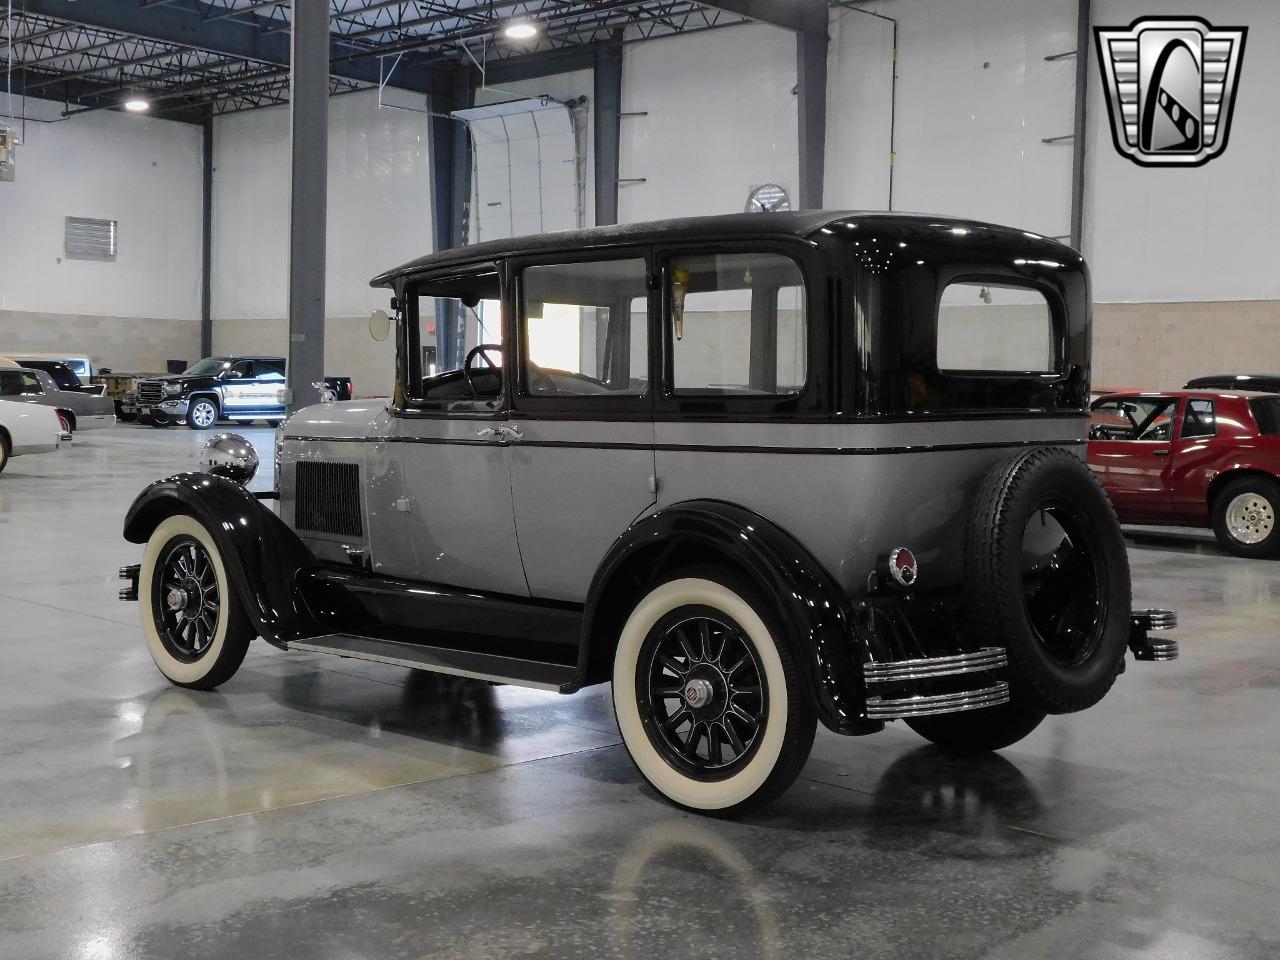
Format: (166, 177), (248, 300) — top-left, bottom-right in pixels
(2, 423), (1279, 959)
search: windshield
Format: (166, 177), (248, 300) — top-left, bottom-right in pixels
(182, 357), (233, 377)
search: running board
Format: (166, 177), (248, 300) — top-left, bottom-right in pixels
(286, 634), (577, 692)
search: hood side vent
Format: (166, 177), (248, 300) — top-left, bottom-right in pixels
(295, 461), (363, 538)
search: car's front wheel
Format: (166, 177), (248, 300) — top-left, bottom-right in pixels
(187, 397), (218, 430)
(140, 514), (254, 689)
(612, 570), (816, 815)
(1212, 476), (1280, 559)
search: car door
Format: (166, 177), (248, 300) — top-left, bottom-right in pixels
(1088, 395), (1179, 521)
(364, 263), (530, 597)
(1166, 396), (1220, 520)
(218, 359), (259, 415)
(506, 251), (657, 602)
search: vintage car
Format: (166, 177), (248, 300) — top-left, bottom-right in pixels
(0, 397), (65, 473)
(1089, 389), (1280, 557)
(128, 356), (353, 429)
(118, 212), (1178, 815)
(0, 367), (116, 432)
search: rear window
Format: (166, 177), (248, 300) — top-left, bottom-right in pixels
(1249, 397), (1280, 435)
(937, 281), (1055, 373)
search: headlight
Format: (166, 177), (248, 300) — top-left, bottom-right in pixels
(163, 382), (184, 395)
(200, 433), (259, 484)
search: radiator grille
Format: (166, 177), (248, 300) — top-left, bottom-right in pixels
(295, 461), (363, 537)
(137, 381), (164, 403)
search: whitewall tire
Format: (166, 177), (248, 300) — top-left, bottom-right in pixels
(612, 572), (816, 814)
(140, 514), (254, 690)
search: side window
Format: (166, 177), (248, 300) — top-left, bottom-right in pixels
(20, 373), (42, 395)
(228, 360), (254, 380)
(937, 281), (1055, 373)
(410, 267), (503, 404)
(0, 373), (18, 396)
(1181, 399), (1216, 439)
(519, 258), (648, 397)
(1089, 396), (1179, 441)
(668, 252), (807, 396)
(256, 360), (286, 382)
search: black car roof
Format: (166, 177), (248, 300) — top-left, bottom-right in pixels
(370, 210), (1077, 287)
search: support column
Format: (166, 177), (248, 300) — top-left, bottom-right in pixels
(426, 66), (472, 371)
(796, 27), (828, 211)
(1069, 0), (1091, 252)
(200, 119), (213, 358)
(593, 34), (623, 226)
(286, 0), (328, 412)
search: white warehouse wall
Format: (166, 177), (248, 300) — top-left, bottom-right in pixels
(1085, 0), (1280, 388)
(211, 89), (432, 396)
(0, 97), (203, 372)
(826, 0), (1077, 238)
(617, 23), (799, 223)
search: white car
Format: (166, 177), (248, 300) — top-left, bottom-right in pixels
(0, 397), (65, 473)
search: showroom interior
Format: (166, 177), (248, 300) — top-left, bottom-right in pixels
(1, 0), (1278, 956)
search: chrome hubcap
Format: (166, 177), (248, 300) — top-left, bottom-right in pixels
(1226, 492), (1274, 544)
(165, 586), (189, 613)
(683, 677), (715, 709)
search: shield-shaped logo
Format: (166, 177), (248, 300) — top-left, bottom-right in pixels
(1095, 16), (1247, 167)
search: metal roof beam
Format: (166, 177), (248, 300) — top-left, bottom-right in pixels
(694, 0), (827, 35)
(17, 0), (446, 94)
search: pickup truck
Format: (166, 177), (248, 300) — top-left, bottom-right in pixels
(127, 356), (353, 429)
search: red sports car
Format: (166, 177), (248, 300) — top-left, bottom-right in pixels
(1088, 390), (1280, 558)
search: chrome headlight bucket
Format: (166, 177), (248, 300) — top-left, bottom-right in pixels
(200, 433), (259, 484)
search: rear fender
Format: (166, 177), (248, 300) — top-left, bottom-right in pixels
(123, 473), (320, 648)
(579, 500), (874, 734)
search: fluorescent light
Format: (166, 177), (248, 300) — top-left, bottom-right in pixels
(504, 21), (538, 39)
(123, 98), (150, 113)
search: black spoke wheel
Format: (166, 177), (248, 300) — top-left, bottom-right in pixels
(1020, 500), (1106, 668)
(141, 515), (254, 690)
(637, 606), (768, 781)
(151, 535), (222, 664)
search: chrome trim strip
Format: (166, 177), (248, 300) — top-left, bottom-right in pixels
(863, 647), (1007, 683)
(865, 682), (1011, 719)
(286, 637), (565, 692)
(1131, 638), (1179, 662)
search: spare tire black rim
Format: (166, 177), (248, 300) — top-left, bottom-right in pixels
(1020, 498), (1106, 668)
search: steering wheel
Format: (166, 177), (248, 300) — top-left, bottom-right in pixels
(463, 344), (503, 397)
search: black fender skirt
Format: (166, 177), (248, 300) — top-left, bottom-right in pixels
(581, 499), (874, 735)
(123, 473), (320, 649)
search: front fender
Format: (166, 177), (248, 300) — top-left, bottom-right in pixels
(580, 500), (874, 735)
(123, 473), (321, 648)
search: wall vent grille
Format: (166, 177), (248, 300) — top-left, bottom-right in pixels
(64, 216), (118, 261)
(295, 461), (363, 537)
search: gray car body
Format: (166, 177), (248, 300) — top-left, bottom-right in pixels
(0, 368), (116, 430)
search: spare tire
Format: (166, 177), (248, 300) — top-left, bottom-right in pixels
(967, 446), (1131, 714)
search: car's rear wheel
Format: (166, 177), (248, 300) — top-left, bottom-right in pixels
(906, 700), (1046, 755)
(612, 570), (816, 815)
(187, 397), (218, 430)
(140, 514), (254, 690)
(967, 447), (1132, 715)
(1212, 476), (1280, 559)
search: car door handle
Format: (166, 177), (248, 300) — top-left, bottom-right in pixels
(1153, 449), (1170, 457)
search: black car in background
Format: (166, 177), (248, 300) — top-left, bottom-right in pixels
(10, 358), (107, 396)
(128, 356), (353, 429)
(1186, 374), (1280, 393)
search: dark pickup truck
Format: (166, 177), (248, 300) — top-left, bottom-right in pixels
(127, 356), (353, 429)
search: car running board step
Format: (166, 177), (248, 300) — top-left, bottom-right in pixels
(863, 647), (1007, 684)
(865, 682), (1011, 720)
(286, 634), (577, 693)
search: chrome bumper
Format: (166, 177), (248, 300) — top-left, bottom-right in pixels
(1129, 608), (1179, 661)
(863, 647), (1010, 719)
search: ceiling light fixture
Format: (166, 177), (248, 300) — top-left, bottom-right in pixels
(504, 20), (539, 39)
(123, 97), (150, 113)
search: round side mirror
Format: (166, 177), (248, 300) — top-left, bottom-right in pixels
(369, 309), (392, 342)
(200, 433), (259, 484)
